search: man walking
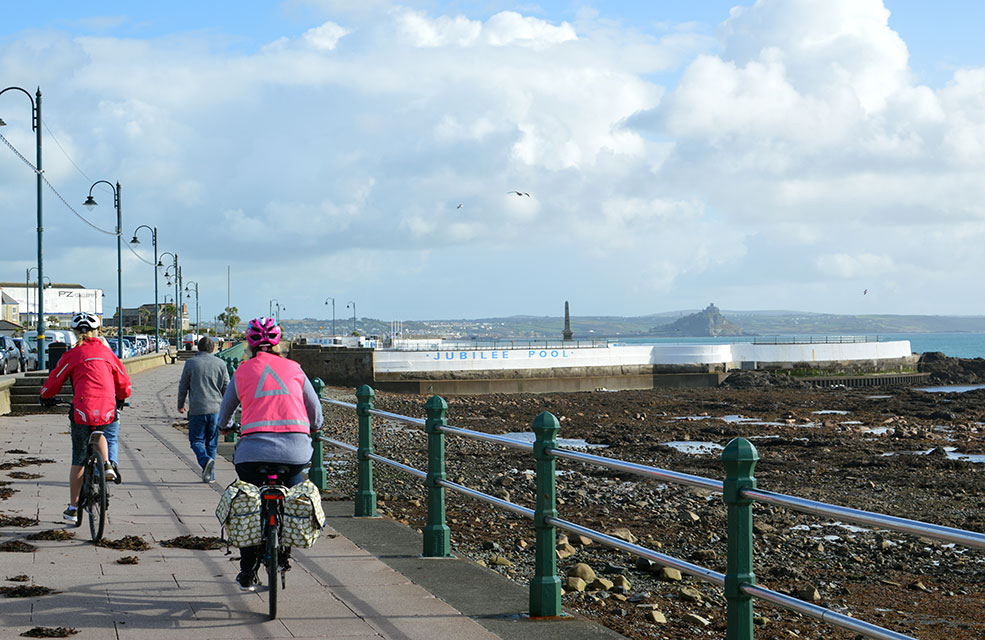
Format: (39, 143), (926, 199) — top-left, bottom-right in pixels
(178, 336), (229, 482)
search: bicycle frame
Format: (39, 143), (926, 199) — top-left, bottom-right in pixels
(258, 472), (289, 620)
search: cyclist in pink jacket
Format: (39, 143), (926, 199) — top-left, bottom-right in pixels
(217, 316), (322, 590)
(40, 312), (132, 521)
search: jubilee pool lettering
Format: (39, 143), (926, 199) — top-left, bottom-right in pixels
(425, 350), (571, 360)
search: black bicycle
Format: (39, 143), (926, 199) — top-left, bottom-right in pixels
(255, 464), (292, 620)
(76, 429), (109, 541)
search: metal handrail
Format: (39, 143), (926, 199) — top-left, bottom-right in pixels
(315, 393), (970, 639)
(316, 428), (915, 640)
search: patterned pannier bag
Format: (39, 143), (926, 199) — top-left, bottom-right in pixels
(282, 480), (326, 548)
(215, 480), (263, 547)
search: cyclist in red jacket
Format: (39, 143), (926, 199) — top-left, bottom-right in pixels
(40, 312), (132, 522)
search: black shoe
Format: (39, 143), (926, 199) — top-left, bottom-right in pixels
(279, 548), (292, 571)
(235, 571), (257, 592)
(111, 461), (122, 485)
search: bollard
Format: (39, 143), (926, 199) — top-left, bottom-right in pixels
(423, 395), (452, 557)
(308, 378), (327, 490)
(355, 385), (377, 517)
(530, 411), (562, 617)
(722, 437), (759, 640)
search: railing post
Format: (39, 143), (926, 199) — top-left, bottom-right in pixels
(530, 411), (562, 617)
(224, 358), (239, 443)
(722, 437), (759, 640)
(355, 384), (377, 517)
(423, 395), (451, 557)
(308, 377), (327, 491)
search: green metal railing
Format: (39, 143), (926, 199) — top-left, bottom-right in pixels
(313, 386), (985, 638)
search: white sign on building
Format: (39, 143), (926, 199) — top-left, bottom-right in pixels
(0, 283), (103, 324)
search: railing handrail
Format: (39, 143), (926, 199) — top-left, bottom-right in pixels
(313, 391), (974, 639)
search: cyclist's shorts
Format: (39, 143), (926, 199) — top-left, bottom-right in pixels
(70, 421), (118, 466)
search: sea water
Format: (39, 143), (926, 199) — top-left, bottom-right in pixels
(620, 333), (985, 359)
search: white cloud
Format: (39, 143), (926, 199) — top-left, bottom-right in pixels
(302, 21), (351, 50)
(394, 9), (575, 49)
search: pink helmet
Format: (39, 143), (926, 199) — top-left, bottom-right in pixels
(245, 316), (282, 348)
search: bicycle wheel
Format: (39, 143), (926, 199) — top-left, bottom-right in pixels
(86, 450), (107, 541)
(266, 524), (279, 620)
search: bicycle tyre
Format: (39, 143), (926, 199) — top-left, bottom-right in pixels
(266, 523), (279, 620)
(87, 450), (107, 541)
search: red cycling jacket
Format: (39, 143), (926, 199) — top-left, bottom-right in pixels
(40, 338), (132, 426)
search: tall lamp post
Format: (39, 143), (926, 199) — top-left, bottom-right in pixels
(324, 297), (335, 338)
(163, 294), (174, 338)
(1, 86), (45, 368)
(185, 281), (200, 339)
(25, 268), (50, 329)
(269, 299), (284, 324)
(83, 181), (123, 358)
(347, 301), (356, 335)
(130, 225), (159, 352)
(159, 253), (180, 347)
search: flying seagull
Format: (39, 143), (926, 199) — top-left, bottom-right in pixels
(863, 289), (868, 295)
(456, 203), (463, 209)
(508, 191), (530, 197)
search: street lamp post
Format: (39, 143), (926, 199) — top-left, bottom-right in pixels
(83, 181), (123, 358)
(130, 225), (159, 352)
(269, 299), (284, 324)
(25, 268), (50, 329)
(324, 297), (335, 338)
(159, 253), (179, 348)
(185, 281), (200, 340)
(347, 301), (356, 335)
(1, 86), (45, 368)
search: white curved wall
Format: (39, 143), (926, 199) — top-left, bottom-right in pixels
(373, 341), (910, 374)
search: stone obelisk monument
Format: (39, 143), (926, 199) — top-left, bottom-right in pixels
(562, 301), (573, 341)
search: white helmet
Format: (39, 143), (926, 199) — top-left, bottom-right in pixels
(71, 312), (101, 331)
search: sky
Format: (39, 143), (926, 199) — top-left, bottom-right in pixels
(3, 0), (985, 325)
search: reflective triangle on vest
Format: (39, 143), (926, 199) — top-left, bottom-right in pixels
(254, 364), (290, 398)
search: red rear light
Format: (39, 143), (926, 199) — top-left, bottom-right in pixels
(269, 515), (276, 525)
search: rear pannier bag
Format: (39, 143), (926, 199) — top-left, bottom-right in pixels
(282, 480), (325, 548)
(216, 480), (262, 547)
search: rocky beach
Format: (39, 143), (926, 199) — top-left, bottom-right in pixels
(319, 355), (985, 640)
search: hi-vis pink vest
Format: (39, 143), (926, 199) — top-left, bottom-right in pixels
(235, 352), (310, 436)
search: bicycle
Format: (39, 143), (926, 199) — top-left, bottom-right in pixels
(254, 463), (292, 620)
(76, 428), (110, 541)
(42, 399), (124, 541)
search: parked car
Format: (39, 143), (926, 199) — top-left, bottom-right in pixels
(12, 337), (37, 371)
(0, 336), (21, 375)
(106, 339), (133, 359)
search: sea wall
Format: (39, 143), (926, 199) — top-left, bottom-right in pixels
(289, 344), (374, 387)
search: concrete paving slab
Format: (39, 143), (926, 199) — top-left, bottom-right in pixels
(1, 363), (625, 640)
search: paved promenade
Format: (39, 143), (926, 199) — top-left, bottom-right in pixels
(0, 363), (620, 640)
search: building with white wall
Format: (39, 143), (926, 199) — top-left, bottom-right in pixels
(0, 282), (103, 328)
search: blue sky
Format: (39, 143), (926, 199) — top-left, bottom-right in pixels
(3, 1), (985, 324)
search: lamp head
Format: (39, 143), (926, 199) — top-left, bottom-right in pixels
(83, 195), (97, 209)
(129, 235), (140, 245)
(0, 118), (6, 127)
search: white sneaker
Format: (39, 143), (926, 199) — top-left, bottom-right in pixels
(103, 463), (117, 482)
(62, 506), (78, 522)
(201, 458), (215, 483)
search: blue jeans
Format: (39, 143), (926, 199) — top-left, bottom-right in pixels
(187, 413), (219, 470)
(70, 420), (119, 466)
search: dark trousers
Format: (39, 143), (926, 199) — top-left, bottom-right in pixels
(235, 462), (306, 574)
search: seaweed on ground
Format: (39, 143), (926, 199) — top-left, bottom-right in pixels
(0, 540), (37, 553)
(160, 535), (224, 550)
(26, 530), (75, 541)
(0, 488), (14, 499)
(0, 584), (54, 597)
(0, 458), (56, 471)
(116, 555), (139, 564)
(0, 514), (39, 527)
(5, 449), (28, 454)
(8, 472), (43, 480)
(19, 626), (77, 637)
(95, 535), (151, 551)
(6, 575), (30, 582)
